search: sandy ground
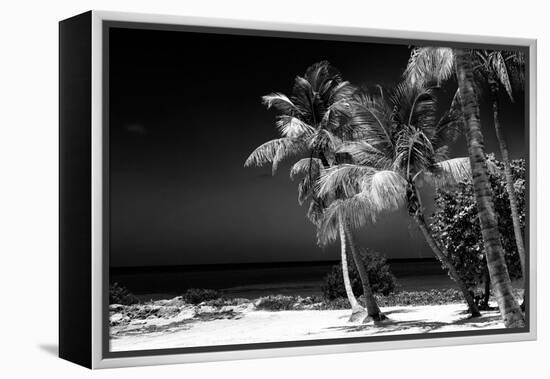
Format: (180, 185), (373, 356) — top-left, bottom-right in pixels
(110, 303), (504, 352)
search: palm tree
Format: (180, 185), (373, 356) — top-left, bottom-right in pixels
(317, 84), (481, 317)
(318, 195), (386, 321)
(474, 50), (526, 282)
(244, 61), (383, 321)
(454, 49), (524, 327)
(405, 47), (525, 327)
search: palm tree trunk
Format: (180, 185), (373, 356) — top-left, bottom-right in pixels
(338, 217), (366, 321)
(455, 49), (524, 328)
(489, 81), (526, 281)
(481, 269), (491, 310)
(345, 225), (386, 321)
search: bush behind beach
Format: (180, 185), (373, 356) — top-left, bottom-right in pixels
(321, 249), (397, 300)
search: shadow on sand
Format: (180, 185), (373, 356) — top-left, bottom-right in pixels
(111, 310), (244, 339)
(326, 311), (502, 335)
(383, 308), (417, 316)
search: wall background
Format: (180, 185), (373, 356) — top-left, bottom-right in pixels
(0, 0), (547, 377)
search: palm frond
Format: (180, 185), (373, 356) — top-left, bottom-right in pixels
(317, 200), (342, 246)
(289, 158), (322, 180)
(272, 139), (307, 175)
(318, 78), (339, 103)
(244, 138), (305, 175)
(427, 156), (499, 189)
(411, 89), (438, 136)
(317, 164), (374, 199)
(391, 82), (438, 135)
(262, 93), (299, 115)
(298, 174), (315, 205)
(393, 126), (434, 179)
(506, 51), (526, 91)
(369, 170), (408, 212)
(433, 88), (463, 145)
(328, 80), (356, 104)
(404, 47), (455, 87)
(337, 141), (391, 168)
(321, 99), (352, 132)
(304, 61), (342, 92)
(275, 115), (315, 138)
(308, 129), (342, 156)
(245, 138), (285, 167)
(428, 157), (472, 189)
(349, 95), (393, 151)
(318, 194), (375, 245)
(291, 76), (316, 118)
(489, 51), (514, 101)
(390, 82), (409, 124)
(306, 197), (324, 227)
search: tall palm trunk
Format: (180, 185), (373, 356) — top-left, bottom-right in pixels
(408, 184), (480, 317)
(455, 49), (524, 328)
(481, 269), (491, 310)
(338, 217), (366, 321)
(345, 226), (386, 321)
(488, 80), (526, 281)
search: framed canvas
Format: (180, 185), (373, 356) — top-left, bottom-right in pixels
(59, 10), (537, 369)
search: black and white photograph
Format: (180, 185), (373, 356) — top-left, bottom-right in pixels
(3, 0), (550, 376)
(106, 24), (530, 353)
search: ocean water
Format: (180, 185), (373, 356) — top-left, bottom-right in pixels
(111, 259), (454, 300)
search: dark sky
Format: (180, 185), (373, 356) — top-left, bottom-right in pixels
(108, 27), (526, 267)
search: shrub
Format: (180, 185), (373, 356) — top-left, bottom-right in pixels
(255, 295), (296, 311)
(318, 289), (481, 309)
(375, 289), (464, 307)
(109, 282), (139, 305)
(316, 297), (352, 310)
(182, 288), (220, 305)
(430, 156), (524, 295)
(321, 249), (397, 300)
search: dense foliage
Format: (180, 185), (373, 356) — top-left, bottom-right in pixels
(254, 295), (298, 311)
(109, 282), (139, 305)
(321, 249), (397, 300)
(430, 156), (525, 294)
(182, 288), (221, 305)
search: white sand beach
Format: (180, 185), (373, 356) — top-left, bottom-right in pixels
(110, 302), (504, 352)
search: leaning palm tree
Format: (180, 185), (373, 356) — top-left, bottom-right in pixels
(290, 157), (382, 321)
(454, 49), (524, 327)
(317, 84), (481, 317)
(244, 61), (384, 321)
(474, 50), (526, 280)
(319, 197), (385, 321)
(404, 47), (525, 327)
